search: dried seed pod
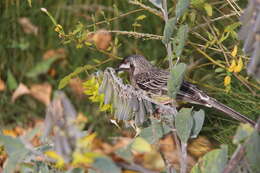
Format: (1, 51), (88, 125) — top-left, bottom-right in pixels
(115, 94), (125, 120)
(121, 96), (132, 120)
(104, 80), (113, 105)
(143, 99), (153, 115)
(135, 99), (146, 125)
(99, 73), (108, 94)
(129, 95), (139, 113)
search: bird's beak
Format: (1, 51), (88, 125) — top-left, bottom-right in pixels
(115, 62), (131, 73)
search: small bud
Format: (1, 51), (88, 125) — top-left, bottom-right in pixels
(224, 76), (231, 86)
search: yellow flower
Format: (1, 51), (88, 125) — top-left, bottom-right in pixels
(72, 152), (100, 166)
(228, 59), (236, 72)
(54, 24), (63, 33)
(231, 45), (238, 57)
(224, 76), (231, 86)
(45, 150), (65, 168)
(234, 57), (243, 73)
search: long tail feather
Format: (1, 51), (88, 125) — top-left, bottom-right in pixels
(208, 98), (256, 126)
(178, 81), (256, 126)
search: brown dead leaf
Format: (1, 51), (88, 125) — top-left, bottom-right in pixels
(11, 83), (30, 103)
(18, 17), (38, 36)
(88, 29), (112, 50)
(43, 48), (67, 60)
(0, 78), (6, 91)
(30, 83), (52, 106)
(188, 136), (213, 158)
(69, 78), (85, 98)
(48, 68), (57, 77)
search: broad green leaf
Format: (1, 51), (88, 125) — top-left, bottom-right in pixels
(191, 109), (205, 138)
(66, 168), (85, 173)
(7, 70), (18, 90)
(176, 0), (191, 18)
(204, 3), (212, 16)
(90, 157), (120, 173)
(191, 145), (228, 173)
(175, 108), (193, 143)
(245, 131), (260, 172)
(163, 17), (176, 44)
(233, 123), (254, 144)
(167, 63), (187, 98)
(172, 24), (189, 57)
(131, 137), (152, 153)
(115, 147), (133, 162)
(0, 135), (30, 173)
(149, 0), (162, 9)
(26, 58), (57, 78)
(139, 119), (171, 144)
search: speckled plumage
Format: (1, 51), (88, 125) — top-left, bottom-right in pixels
(117, 55), (255, 126)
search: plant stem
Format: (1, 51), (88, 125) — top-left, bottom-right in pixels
(162, 0), (173, 69)
(180, 142), (188, 173)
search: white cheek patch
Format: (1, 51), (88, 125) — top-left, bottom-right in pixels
(119, 63), (130, 69)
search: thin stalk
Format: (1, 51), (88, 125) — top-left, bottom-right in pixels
(180, 142), (188, 173)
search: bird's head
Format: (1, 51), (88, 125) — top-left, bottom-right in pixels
(116, 55), (153, 74)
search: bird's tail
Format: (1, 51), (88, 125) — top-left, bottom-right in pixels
(177, 81), (256, 126)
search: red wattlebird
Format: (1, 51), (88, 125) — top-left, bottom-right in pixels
(116, 54), (256, 126)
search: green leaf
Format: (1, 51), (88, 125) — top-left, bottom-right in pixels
(58, 65), (92, 89)
(203, 3), (213, 17)
(136, 15), (146, 21)
(139, 119), (171, 144)
(191, 145), (228, 173)
(191, 109), (205, 138)
(175, 108), (193, 143)
(26, 58), (57, 78)
(233, 123), (254, 144)
(7, 70), (18, 90)
(224, 22), (240, 32)
(176, 0), (191, 18)
(163, 17), (176, 44)
(245, 131), (260, 172)
(90, 157), (120, 173)
(131, 137), (152, 153)
(66, 168), (85, 173)
(115, 147), (133, 162)
(149, 0), (162, 9)
(167, 63), (187, 98)
(0, 135), (30, 173)
(215, 68), (224, 73)
(172, 24), (189, 57)
(27, 0), (32, 7)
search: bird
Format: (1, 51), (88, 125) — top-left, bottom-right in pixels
(116, 54), (256, 126)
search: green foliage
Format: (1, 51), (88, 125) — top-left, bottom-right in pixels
(176, 0), (191, 19)
(163, 17), (177, 44)
(7, 70), (18, 90)
(172, 24), (189, 57)
(0, 135), (30, 173)
(90, 157), (121, 173)
(26, 57), (58, 78)
(175, 108), (193, 143)
(191, 145), (228, 173)
(191, 109), (205, 138)
(167, 63), (187, 98)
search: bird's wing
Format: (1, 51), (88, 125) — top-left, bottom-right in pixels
(134, 69), (169, 94)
